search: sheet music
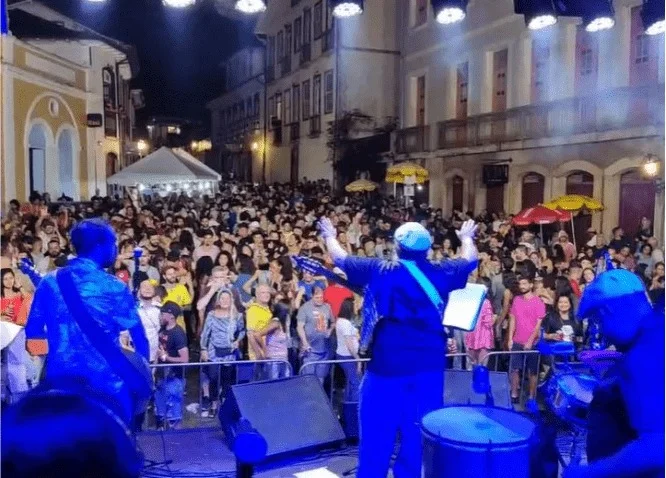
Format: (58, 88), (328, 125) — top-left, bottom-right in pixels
(443, 283), (487, 332)
(1, 322), (23, 350)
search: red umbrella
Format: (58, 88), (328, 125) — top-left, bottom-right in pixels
(512, 204), (572, 226)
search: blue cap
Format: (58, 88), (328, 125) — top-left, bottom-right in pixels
(578, 269), (647, 317)
(394, 222), (432, 252)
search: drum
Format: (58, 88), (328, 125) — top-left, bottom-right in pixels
(421, 406), (536, 478)
(547, 372), (598, 427)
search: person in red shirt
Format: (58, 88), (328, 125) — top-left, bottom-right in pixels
(323, 268), (354, 318)
(568, 262), (583, 298)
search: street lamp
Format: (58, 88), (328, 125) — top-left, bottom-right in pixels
(251, 141), (260, 151)
(137, 139), (148, 157)
(234, 0), (267, 14)
(163, 0), (196, 7)
(643, 154), (660, 178)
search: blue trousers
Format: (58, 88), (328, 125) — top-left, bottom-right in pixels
(335, 353), (360, 402)
(357, 370), (444, 478)
(154, 376), (184, 422)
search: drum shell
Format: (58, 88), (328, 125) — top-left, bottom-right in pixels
(421, 406), (535, 478)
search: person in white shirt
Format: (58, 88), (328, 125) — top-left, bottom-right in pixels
(335, 298), (361, 402)
(192, 230), (220, 265)
(137, 280), (161, 363)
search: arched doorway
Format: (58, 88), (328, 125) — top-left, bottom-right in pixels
(619, 169), (656, 238)
(28, 124), (48, 195)
(521, 173), (545, 209)
(566, 171), (594, 247)
(58, 129), (75, 199)
(452, 175), (464, 212)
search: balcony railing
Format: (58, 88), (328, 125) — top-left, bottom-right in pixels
(322, 29), (334, 54)
(309, 115), (321, 137)
(290, 122), (300, 142)
(437, 84), (664, 150)
(300, 43), (311, 66)
(281, 55), (292, 76)
(395, 125), (431, 154)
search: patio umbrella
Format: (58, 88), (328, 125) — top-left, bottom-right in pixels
(385, 162), (429, 205)
(345, 179), (377, 193)
(543, 195), (605, 249)
(512, 204), (573, 241)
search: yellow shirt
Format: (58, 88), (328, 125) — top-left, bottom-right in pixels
(246, 302), (272, 360)
(164, 283), (192, 332)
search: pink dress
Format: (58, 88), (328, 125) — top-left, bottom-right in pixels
(465, 299), (494, 351)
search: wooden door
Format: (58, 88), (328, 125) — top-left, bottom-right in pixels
(452, 175), (464, 212)
(456, 62), (469, 145)
(416, 75), (426, 126)
(492, 49), (508, 139)
(521, 173), (545, 209)
(486, 184), (505, 214)
(619, 170), (656, 238)
(575, 27), (599, 131)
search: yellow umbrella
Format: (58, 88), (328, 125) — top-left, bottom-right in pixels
(385, 161), (429, 183)
(543, 195), (604, 250)
(543, 194), (604, 212)
(345, 179), (377, 193)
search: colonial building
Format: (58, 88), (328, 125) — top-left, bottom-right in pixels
(207, 44), (265, 182)
(254, 0), (400, 184)
(393, 0), (664, 241)
(1, 1), (140, 204)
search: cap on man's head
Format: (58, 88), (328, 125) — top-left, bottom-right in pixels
(161, 301), (182, 318)
(394, 222), (432, 252)
(578, 269), (647, 318)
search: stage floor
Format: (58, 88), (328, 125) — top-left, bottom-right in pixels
(138, 427), (585, 477)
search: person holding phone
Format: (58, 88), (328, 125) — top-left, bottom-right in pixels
(319, 217), (478, 478)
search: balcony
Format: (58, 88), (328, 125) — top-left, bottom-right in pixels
(322, 29), (334, 54)
(290, 123), (300, 142)
(395, 125), (431, 154)
(437, 84), (664, 150)
(281, 55), (292, 76)
(300, 43), (311, 66)
(309, 115), (321, 137)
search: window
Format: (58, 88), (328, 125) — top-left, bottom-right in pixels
(303, 8), (312, 44)
(492, 49), (508, 113)
(302, 79), (311, 120)
(284, 89), (292, 124)
(277, 31), (284, 61)
(102, 67), (117, 110)
(239, 101), (245, 119)
(275, 93), (283, 122)
(416, 75), (426, 125)
(293, 85), (300, 123)
(253, 93), (260, 117)
(635, 34), (650, 63)
(415, 0), (427, 27)
(314, 1), (323, 39)
(246, 98), (252, 118)
(285, 25), (292, 59)
(531, 43), (550, 102)
(268, 96), (275, 124)
(294, 17), (302, 52)
(313, 74), (321, 116)
(324, 70), (334, 114)
(167, 125), (181, 135)
(268, 36), (276, 68)
(456, 62), (468, 119)
(580, 48), (594, 75)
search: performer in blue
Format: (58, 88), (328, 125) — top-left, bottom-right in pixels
(563, 269), (665, 478)
(319, 217), (478, 477)
(24, 218), (150, 426)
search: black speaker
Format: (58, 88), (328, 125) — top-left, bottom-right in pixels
(220, 375), (346, 458)
(341, 401), (359, 438)
(444, 369), (512, 409)
(482, 165), (509, 186)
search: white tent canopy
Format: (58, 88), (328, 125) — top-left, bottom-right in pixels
(106, 147), (221, 187)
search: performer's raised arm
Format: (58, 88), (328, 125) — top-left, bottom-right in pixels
(456, 219), (479, 265)
(319, 217), (348, 265)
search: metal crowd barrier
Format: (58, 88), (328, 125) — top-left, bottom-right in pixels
(481, 350), (543, 408)
(142, 359), (293, 430)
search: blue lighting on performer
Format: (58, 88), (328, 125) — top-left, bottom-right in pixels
(319, 217), (478, 477)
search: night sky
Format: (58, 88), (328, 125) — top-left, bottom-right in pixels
(39, 0), (258, 127)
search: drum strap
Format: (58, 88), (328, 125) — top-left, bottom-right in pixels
(400, 260), (445, 315)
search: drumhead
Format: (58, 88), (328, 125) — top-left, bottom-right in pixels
(421, 406), (535, 447)
(555, 374), (598, 404)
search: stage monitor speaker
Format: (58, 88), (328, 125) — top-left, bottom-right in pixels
(444, 369), (512, 409)
(220, 375), (346, 459)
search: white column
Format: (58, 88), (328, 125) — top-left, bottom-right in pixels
(45, 145), (60, 199)
(601, 174), (621, 238)
(551, 23), (577, 100)
(512, 36), (532, 107)
(597, 6), (631, 89)
(479, 50), (494, 114)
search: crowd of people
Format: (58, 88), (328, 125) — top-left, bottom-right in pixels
(1, 180), (664, 425)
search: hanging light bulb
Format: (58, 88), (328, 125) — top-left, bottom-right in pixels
(431, 0), (468, 25)
(163, 0), (195, 7)
(234, 0), (267, 14)
(583, 0), (615, 32)
(331, 0), (363, 18)
(642, 0), (665, 35)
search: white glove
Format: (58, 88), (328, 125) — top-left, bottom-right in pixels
(318, 217), (336, 240)
(456, 219), (478, 241)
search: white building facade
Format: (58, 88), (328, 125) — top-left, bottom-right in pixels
(207, 46), (265, 182)
(255, 0), (401, 184)
(393, 0), (664, 242)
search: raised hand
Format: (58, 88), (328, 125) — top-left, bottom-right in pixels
(318, 217), (336, 240)
(456, 219), (478, 241)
